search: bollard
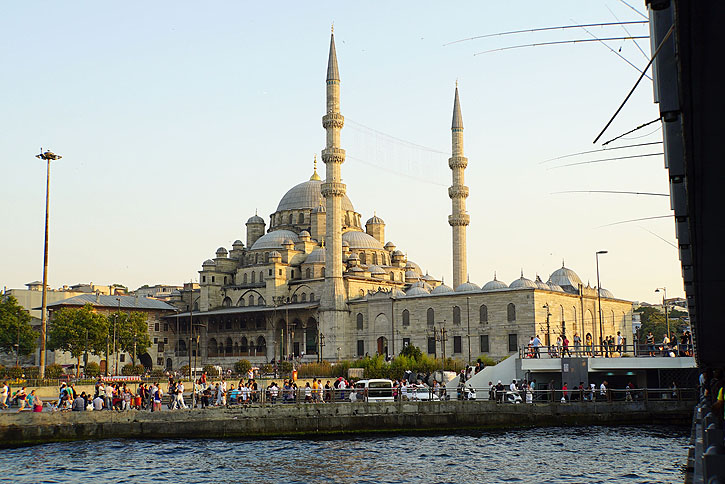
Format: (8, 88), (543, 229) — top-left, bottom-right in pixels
(706, 424), (725, 450)
(704, 444), (725, 482)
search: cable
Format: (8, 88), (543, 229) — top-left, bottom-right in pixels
(606, 5), (650, 61)
(346, 119), (448, 155)
(551, 190), (668, 197)
(575, 20), (651, 79)
(618, 0), (649, 20)
(597, 214), (672, 228)
(639, 226), (678, 249)
(474, 36), (649, 56)
(621, 126), (663, 140)
(539, 141), (662, 165)
(602, 118), (661, 146)
(550, 152), (663, 169)
(444, 21), (648, 46)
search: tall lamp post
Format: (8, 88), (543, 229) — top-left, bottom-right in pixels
(595, 250), (608, 355)
(466, 296), (471, 363)
(35, 149), (61, 379)
(655, 287), (670, 339)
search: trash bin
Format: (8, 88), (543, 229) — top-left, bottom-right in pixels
(292, 370), (298, 382)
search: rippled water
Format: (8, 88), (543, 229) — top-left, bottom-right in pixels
(2, 426), (687, 483)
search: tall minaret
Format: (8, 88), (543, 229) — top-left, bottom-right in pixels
(448, 82), (470, 290)
(320, 28), (347, 357)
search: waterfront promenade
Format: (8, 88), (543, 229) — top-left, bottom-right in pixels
(0, 398), (694, 448)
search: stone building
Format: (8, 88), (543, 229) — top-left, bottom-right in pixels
(164, 31), (633, 370)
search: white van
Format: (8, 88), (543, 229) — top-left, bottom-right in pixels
(350, 379), (394, 402)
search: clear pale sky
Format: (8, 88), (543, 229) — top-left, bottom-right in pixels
(0, 1), (680, 304)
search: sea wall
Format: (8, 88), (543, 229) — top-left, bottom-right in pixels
(0, 400), (693, 448)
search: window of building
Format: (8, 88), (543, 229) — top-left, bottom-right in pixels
(158, 343), (164, 352)
(453, 306), (461, 325)
(403, 337), (411, 348)
(479, 305), (488, 324)
(257, 297), (264, 306)
(480, 335), (489, 353)
(321, 267), (325, 277)
(309, 292), (315, 301)
(427, 337), (436, 355)
(357, 340), (364, 357)
(251, 272), (256, 283)
(243, 273), (248, 284)
(291, 270), (294, 278)
(153, 337), (158, 344)
(306, 268), (311, 279)
(163, 337), (168, 344)
(292, 295), (298, 303)
(427, 308), (434, 327)
(402, 309), (410, 327)
(224, 276), (227, 285)
(157, 357), (163, 366)
(249, 295), (255, 306)
(154, 323), (160, 332)
(359, 252), (366, 264)
(453, 336), (462, 354)
(507, 303), (516, 322)
(259, 271), (263, 281)
(298, 213), (304, 224)
(356, 313), (364, 330)
(120, 354), (126, 363)
(288, 213), (293, 224)
(211, 276), (215, 283)
(301, 293), (307, 302)
(508, 333), (518, 352)
(202, 276), (206, 283)
(372, 252), (378, 265)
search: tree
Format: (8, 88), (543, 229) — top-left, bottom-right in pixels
(48, 304), (109, 376)
(0, 296), (37, 357)
(399, 344), (423, 361)
(111, 311), (151, 365)
(234, 359), (252, 375)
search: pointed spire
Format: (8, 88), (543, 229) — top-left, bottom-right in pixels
(327, 30), (340, 81)
(521, 269), (524, 278)
(493, 271), (497, 281)
(562, 258), (565, 268)
(452, 82), (463, 129)
(310, 154), (321, 181)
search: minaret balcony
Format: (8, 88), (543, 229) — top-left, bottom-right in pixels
(448, 213), (470, 226)
(322, 147), (346, 164)
(322, 113), (345, 129)
(448, 156), (468, 169)
(321, 181), (347, 197)
(448, 185), (469, 199)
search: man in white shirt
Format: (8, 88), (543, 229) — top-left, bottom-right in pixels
(0, 381), (8, 409)
(93, 394), (104, 411)
(176, 382), (188, 409)
(532, 336), (542, 358)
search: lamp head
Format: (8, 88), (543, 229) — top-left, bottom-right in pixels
(596, 250), (608, 255)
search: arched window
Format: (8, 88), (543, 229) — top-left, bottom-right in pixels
(257, 336), (266, 354)
(359, 252), (366, 264)
(402, 309), (410, 327)
(288, 213), (293, 224)
(237, 297), (245, 307)
(572, 306), (578, 324)
(507, 303), (516, 322)
(453, 306), (461, 325)
(479, 304), (488, 323)
(257, 296), (264, 306)
(251, 272), (256, 283)
(301, 293), (307, 302)
(310, 292), (315, 301)
(356, 313), (364, 330)
(298, 213), (304, 224)
(259, 271), (263, 281)
(240, 337), (248, 354)
(265, 252), (269, 263)
(306, 268), (311, 279)
(372, 252), (378, 265)
(249, 295), (255, 306)
(225, 338), (233, 355)
(222, 297), (232, 307)
(292, 294), (298, 303)
(321, 267), (326, 277)
(390, 273), (395, 281)
(243, 273), (248, 284)
(427, 308), (434, 326)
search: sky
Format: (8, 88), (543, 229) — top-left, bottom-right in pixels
(0, 1), (681, 304)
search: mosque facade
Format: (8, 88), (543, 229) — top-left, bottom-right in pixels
(166, 32), (633, 368)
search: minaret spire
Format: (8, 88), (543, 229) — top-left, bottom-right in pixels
(448, 82), (470, 290)
(320, 29), (347, 358)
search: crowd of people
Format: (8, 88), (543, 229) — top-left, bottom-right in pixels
(643, 330), (693, 357)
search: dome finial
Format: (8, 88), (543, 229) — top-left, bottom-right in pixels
(562, 258), (565, 268)
(493, 271), (497, 281)
(331, 22), (334, 34)
(255, 208), (258, 216)
(520, 269), (524, 278)
(310, 154), (321, 181)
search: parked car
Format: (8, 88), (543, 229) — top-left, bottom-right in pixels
(350, 379), (394, 402)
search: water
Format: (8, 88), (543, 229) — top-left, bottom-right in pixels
(2, 426), (688, 483)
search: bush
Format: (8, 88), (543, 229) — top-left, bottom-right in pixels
(476, 355), (497, 367)
(399, 345), (423, 360)
(45, 363), (64, 379)
(150, 368), (166, 378)
(260, 364), (274, 376)
(24, 366), (40, 379)
(297, 361), (334, 378)
(6, 366), (23, 379)
(121, 364), (145, 376)
(84, 362), (101, 377)
(203, 365), (220, 377)
(277, 361), (293, 375)
(178, 365), (190, 377)
(234, 359), (252, 375)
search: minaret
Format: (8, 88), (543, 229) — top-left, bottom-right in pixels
(320, 28), (347, 357)
(448, 82), (470, 290)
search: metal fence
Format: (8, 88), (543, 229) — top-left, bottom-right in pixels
(519, 343), (694, 359)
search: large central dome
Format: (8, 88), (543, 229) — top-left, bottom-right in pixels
(276, 179), (355, 212)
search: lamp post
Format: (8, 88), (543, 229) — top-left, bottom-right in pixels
(114, 297), (121, 375)
(655, 287), (670, 339)
(543, 304), (551, 347)
(595, 250), (608, 355)
(466, 296), (471, 363)
(35, 149), (61, 379)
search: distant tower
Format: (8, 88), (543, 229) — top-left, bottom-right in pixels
(448, 82), (470, 290)
(319, 28), (347, 357)
(246, 211), (266, 248)
(365, 212), (385, 245)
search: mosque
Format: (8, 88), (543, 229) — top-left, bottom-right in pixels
(165, 31), (633, 369)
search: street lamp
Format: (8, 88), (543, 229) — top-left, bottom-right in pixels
(595, 250), (608, 355)
(542, 304), (552, 347)
(655, 287), (670, 339)
(35, 148), (61, 379)
(466, 296), (471, 363)
(114, 297), (121, 375)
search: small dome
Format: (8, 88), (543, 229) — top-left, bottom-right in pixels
(216, 247), (228, 257)
(410, 280), (433, 291)
(202, 259), (216, 267)
(282, 238), (294, 247)
(392, 249), (405, 257)
(342, 231), (384, 250)
(276, 179), (355, 212)
(313, 204), (326, 213)
(534, 275), (550, 290)
(368, 265), (386, 275)
(510, 272), (537, 289)
(549, 262), (583, 290)
(422, 272), (436, 281)
(305, 247), (326, 264)
(384, 241), (396, 250)
(170, 290), (181, 296)
(246, 214), (265, 225)
(299, 230), (310, 238)
(405, 270), (420, 281)
(342, 240), (350, 248)
(391, 288), (406, 298)
(598, 287), (615, 298)
(482, 273), (508, 291)
(269, 251), (282, 258)
(546, 279), (564, 292)
(232, 240), (244, 247)
(348, 266), (364, 273)
(404, 260), (423, 275)
(366, 214), (384, 225)
(347, 252), (359, 260)
(431, 283), (454, 294)
(250, 230), (300, 250)
(405, 285), (430, 297)
(455, 281), (481, 292)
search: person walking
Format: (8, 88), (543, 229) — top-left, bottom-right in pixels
(0, 381), (8, 410)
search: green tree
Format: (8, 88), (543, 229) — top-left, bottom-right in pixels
(0, 296), (37, 357)
(399, 344), (423, 361)
(111, 311), (151, 365)
(48, 304), (109, 375)
(234, 359), (252, 375)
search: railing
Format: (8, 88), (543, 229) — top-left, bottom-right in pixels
(519, 343), (694, 359)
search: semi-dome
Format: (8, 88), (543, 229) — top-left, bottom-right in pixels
(534, 275), (550, 290)
(342, 230), (384, 250)
(422, 272), (436, 281)
(246, 214), (265, 225)
(510, 272), (537, 289)
(549, 262), (583, 289)
(250, 230), (300, 250)
(405, 270), (420, 281)
(455, 281), (481, 292)
(276, 179), (355, 212)
(368, 265), (386, 275)
(405, 261), (423, 275)
(391, 288), (406, 298)
(269, 251), (282, 258)
(405, 285), (430, 297)
(305, 247), (326, 264)
(598, 287), (615, 298)
(347, 252), (359, 260)
(348, 266), (365, 273)
(547, 280), (564, 292)
(431, 283), (454, 294)
(366, 214), (384, 225)
(482, 274), (508, 291)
